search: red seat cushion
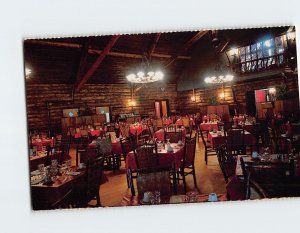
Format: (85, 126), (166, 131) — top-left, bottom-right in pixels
(226, 176), (246, 200)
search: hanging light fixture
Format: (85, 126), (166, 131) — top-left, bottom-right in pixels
(204, 64), (234, 84)
(126, 56), (164, 84)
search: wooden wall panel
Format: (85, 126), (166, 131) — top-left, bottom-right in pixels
(25, 83), (177, 132)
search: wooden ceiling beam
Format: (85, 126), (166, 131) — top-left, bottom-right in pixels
(220, 41), (230, 53)
(25, 39), (191, 60)
(74, 35), (120, 92)
(148, 33), (161, 59)
(165, 31), (208, 67)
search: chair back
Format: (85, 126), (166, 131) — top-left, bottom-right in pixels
(183, 134), (197, 167)
(227, 128), (245, 153)
(96, 137), (112, 157)
(216, 144), (236, 183)
(148, 125), (155, 138)
(47, 143), (69, 165)
(164, 132), (182, 143)
(137, 167), (174, 197)
(134, 144), (159, 169)
(85, 157), (105, 206)
(120, 138), (134, 160)
(198, 127), (208, 148)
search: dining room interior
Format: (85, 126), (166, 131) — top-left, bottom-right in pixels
(24, 26), (300, 210)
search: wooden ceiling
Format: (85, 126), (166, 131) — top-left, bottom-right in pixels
(24, 26), (290, 90)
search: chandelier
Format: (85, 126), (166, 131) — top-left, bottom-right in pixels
(126, 56), (164, 84)
(204, 64), (234, 84)
(126, 70), (164, 84)
(204, 74), (234, 84)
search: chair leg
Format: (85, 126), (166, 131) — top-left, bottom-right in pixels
(128, 169), (135, 196)
(182, 171), (187, 194)
(192, 166), (197, 188)
(205, 150), (208, 165)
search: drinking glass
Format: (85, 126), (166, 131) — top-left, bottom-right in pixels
(66, 159), (72, 171)
(154, 191), (161, 204)
(37, 164), (45, 175)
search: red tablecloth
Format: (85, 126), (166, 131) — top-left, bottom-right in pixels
(32, 138), (54, 151)
(129, 125), (148, 136)
(88, 141), (123, 155)
(89, 129), (104, 137)
(163, 119), (173, 125)
(208, 131), (257, 149)
(200, 123), (219, 131)
(154, 128), (186, 142)
(176, 119), (183, 126)
(126, 143), (185, 170)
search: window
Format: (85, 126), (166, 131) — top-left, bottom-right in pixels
(236, 35), (287, 73)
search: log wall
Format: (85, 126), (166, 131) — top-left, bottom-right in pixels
(177, 76), (299, 114)
(26, 83), (177, 132)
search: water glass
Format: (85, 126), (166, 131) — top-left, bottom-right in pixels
(154, 191), (161, 204)
(37, 164), (45, 174)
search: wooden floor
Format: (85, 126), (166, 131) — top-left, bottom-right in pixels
(69, 135), (226, 207)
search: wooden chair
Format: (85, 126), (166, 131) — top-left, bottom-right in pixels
(240, 157), (295, 198)
(136, 166), (177, 197)
(222, 121), (233, 139)
(164, 131), (182, 143)
(178, 134), (197, 193)
(47, 143), (70, 165)
(83, 157), (105, 207)
(227, 128), (245, 155)
(128, 144), (159, 196)
(50, 189), (75, 210)
(240, 157), (268, 200)
(148, 125), (155, 139)
(217, 145), (246, 200)
(199, 128), (217, 165)
(96, 136), (119, 172)
(216, 144), (236, 183)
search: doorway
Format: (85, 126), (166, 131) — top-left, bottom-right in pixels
(154, 100), (170, 118)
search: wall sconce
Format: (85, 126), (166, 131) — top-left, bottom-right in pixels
(219, 92), (225, 100)
(269, 87), (276, 95)
(191, 88), (196, 102)
(25, 67), (32, 79)
(128, 100), (136, 107)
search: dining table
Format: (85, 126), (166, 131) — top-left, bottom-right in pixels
(31, 138), (54, 151)
(129, 124), (148, 136)
(88, 140), (123, 155)
(126, 142), (185, 171)
(120, 193), (227, 206)
(234, 154), (300, 197)
(162, 119), (173, 125)
(30, 151), (48, 171)
(30, 166), (86, 210)
(200, 122), (219, 131)
(208, 130), (257, 149)
(153, 128), (186, 142)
